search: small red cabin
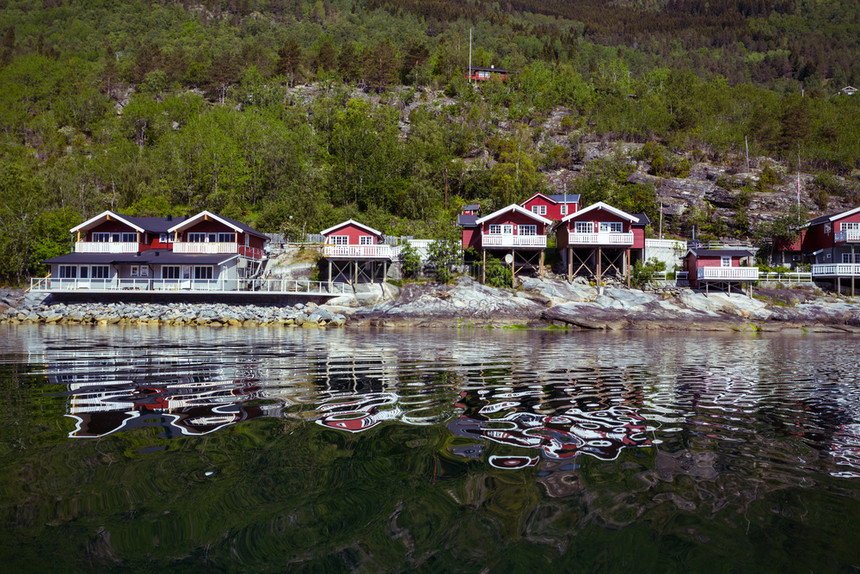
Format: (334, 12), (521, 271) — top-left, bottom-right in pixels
(685, 248), (758, 290)
(320, 220), (391, 285)
(467, 66), (513, 82)
(520, 193), (581, 222)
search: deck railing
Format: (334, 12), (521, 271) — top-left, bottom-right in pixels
(835, 229), (860, 243)
(30, 276), (351, 295)
(172, 242), (264, 259)
(568, 232), (634, 246)
(481, 234), (547, 248)
(323, 244), (393, 258)
(697, 267), (759, 281)
(75, 241), (140, 253)
(812, 264), (860, 277)
(758, 272), (813, 283)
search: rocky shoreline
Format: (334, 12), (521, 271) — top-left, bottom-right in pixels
(2, 277), (860, 332)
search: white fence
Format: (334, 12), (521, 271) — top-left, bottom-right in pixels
(30, 276), (351, 295)
(323, 244), (393, 258)
(758, 272), (813, 284)
(835, 230), (860, 243)
(481, 234), (547, 248)
(812, 264), (860, 277)
(568, 232), (634, 246)
(698, 267), (760, 281)
(75, 242), (139, 253)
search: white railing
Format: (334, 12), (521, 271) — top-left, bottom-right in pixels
(568, 232), (634, 246)
(323, 244), (393, 258)
(758, 272), (813, 283)
(835, 229), (860, 243)
(644, 238), (686, 250)
(172, 242), (264, 259)
(30, 276), (351, 295)
(812, 264), (860, 277)
(75, 241), (140, 253)
(481, 234), (547, 248)
(697, 267), (759, 281)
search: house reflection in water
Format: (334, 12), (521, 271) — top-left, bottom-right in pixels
(52, 361), (280, 438)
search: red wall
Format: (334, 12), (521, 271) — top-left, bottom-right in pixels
(479, 211), (547, 234)
(521, 196), (579, 222)
(632, 227), (645, 249)
(323, 223), (379, 244)
(462, 228), (480, 250)
(180, 220), (235, 234)
(83, 220), (139, 238)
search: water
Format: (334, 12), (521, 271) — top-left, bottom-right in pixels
(1, 324), (859, 572)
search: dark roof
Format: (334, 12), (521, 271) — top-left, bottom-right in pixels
(215, 214), (269, 239)
(633, 214), (650, 226)
(469, 67), (514, 73)
(807, 213), (834, 226)
(545, 194), (581, 203)
(462, 204), (481, 211)
(457, 214), (479, 227)
(43, 250), (236, 266)
(688, 248), (757, 257)
(122, 216), (176, 233)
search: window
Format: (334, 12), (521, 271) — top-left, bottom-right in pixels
(502, 225), (513, 234)
(140, 266), (149, 277)
(59, 266), (76, 278)
(121, 232), (136, 242)
(489, 224), (502, 234)
(721, 256), (732, 267)
(574, 221), (593, 234)
(91, 266), (110, 279)
(159, 232), (174, 243)
(359, 236), (374, 245)
(217, 232), (235, 243)
(79, 266), (88, 279)
(92, 232), (110, 242)
(330, 235), (349, 245)
(824, 223), (832, 234)
(188, 232), (207, 243)
(162, 266), (180, 279)
(599, 222), (623, 233)
(560, 205), (568, 216)
(519, 225), (537, 236)
(194, 266), (213, 280)
(130, 265), (139, 277)
(208, 233), (218, 243)
(841, 253), (860, 264)
(531, 205), (546, 216)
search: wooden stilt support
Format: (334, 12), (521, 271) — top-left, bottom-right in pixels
(328, 259), (332, 292)
(510, 250), (515, 288)
(567, 247), (572, 282)
(625, 249), (630, 287)
(837, 276), (841, 295)
(482, 249), (486, 284)
(597, 247), (602, 284)
(539, 250), (545, 278)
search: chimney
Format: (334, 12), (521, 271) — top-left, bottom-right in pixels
(155, 251), (160, 256)
(167, 214), (172, 221)
(184, 213), (189, 220)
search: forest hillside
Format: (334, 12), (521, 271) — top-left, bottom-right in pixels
(0, 0), (858, 284)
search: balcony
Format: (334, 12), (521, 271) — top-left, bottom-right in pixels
(75, 241), (139, 253)
(323, 244), (393, 259)
(835, 229), (860, 243)
(173, 242), (264, 259)
(480, 234), (547, 248)
(697, 267), (759, 281)
(812, 264), (860, 277)
(567, 232), (634, 246)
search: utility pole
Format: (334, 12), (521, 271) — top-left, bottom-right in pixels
(468, 28), (472, 84)
(444, 168), (448, 210)
(744, 136), (750, 173)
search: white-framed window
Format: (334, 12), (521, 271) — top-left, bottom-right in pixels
(502, 224), (513, 234)
(531, 205), (546, 216)
(130, 265), (139, 277)
(140, 265), (149, 277)
(824, 223), (832, 234)
(92, 232), (110, 242)
(188, 232), (207, 242)
(489, 224), (502, 234)
(519, 225), (537, 236)
(121, 232), (136, 242)
(194, 266), (213, 280)
(599, 222), (623, 233)
(218, 232), (235, 243)
(574, 221), (593, 233)
(159, 232), (174, 243)
(79, 266), (88, 278)
(330, 235), (349, 245)
(162, 266), (180, 279)
(560, 205), (568, 216)
(58, 265), (77, 278)
(91, 266), (110, 279)
(359, 236), (374, 245)
(841, 253), (860, 263)
(842, 222), (860, 232)
(721, 256), (732, 267)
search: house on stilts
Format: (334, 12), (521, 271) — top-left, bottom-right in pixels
(320, 220), (392, 289)
(554, 202), (649, 284)
(684, 248), (759, 294)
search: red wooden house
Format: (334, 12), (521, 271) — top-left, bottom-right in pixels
(685, 248), (758, 293)
(555, 202), (649, 283)
(320, 220), (392, 286)
(466, 204), (551, 284)
(467, 66), (513, 81)
(41, 210), (268, 291)
(520, 193), (580, 221)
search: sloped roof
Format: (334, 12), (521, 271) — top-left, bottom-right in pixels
(168, 210), (268, 239)
(43, 250), (237, 266)
(686, 248), (757, 258)
(319, 219), (383, 237)
(560, 201), (638, 223)
(803, 205), (860, 228)
(458, 214), (479, 227)
(475, 204), (552, 226)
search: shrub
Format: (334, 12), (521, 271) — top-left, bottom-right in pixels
(630, 258), (666, 287)
(399, 242), (421, 279)
(484, 255), (513, 288)
(427, 239), (460, 283)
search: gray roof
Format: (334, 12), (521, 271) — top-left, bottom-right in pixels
(458, 214), (479, 227)
(44, 250), (235, 266)
(122, 216), (177, 233)
(545, 194), (581, 203)
(633, 214), (650, 226)
(688, 248), (757, 257)
(462, 204), (481, 211)
(214, 214), (269, 239)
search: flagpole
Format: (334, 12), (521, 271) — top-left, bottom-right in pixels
(659, 202), (663, 239)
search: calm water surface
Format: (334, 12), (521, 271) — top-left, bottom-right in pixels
(1, 324), (859, 572)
